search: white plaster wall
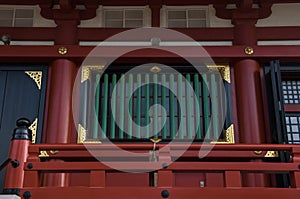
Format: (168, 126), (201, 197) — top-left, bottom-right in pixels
(79, 6), (103, 27)
(33, 6), (56, 27)
(257, 3), (300, 27)
(208, 5), (233, 27)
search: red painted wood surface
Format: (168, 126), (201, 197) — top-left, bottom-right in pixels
(4, 140), (30, 189)
(234, 59), (265, 143)
(17, 143), (300, 199)
(43, 59), (78, 187)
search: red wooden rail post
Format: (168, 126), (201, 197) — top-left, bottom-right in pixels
(2, 119), (32, 196)
(291, 146), (300, 188)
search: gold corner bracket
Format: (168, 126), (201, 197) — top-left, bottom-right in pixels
(29, 118), (38, 144)
(211, 124), (235, 144)
(81, 65), (105, 83)
(77, 123), (101, 144)
(207, 65), (230, 84)
(264, 151), (279, 158)
(225, 124), (235, 144)
(77, 123), (87, 143)
(38, 150), (49, 157)
(25, 71), (42, 90)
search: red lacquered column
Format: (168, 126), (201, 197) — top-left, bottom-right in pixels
(3, 118), (31, 196)
(234, 59), (265, 143)
(234, 59), (268, 187)
(43, 59), (77, 187)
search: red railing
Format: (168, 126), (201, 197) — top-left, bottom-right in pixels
(4, 139), (300, 199)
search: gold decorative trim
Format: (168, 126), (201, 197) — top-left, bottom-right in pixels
(245, 47), (254, 55)
(254, 150), (263, 155)
(150, 66), (161, 73)
(224, 124), (235, 143)
(29, 118), (38, 143)
(81, 65), (105, 83)
(50, 150), (59, 154)
(78, 123), (87, 143)
(58, 47), (67, 55)
(207, 65), (230, 83)
(77, 123), (102, 144)
(38, 150), (49, 157)
(211, 124), (235, 144)
(25, 71), (42, 90)
(264, 151), (279, 157)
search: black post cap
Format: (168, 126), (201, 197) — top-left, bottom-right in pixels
(161, 190), (169, 198)
(23, 191), (31, 199)
(16, 118), (31, 128)
(12, 118), (32, 141)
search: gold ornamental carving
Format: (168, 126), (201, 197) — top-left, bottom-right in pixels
(38, 150), (49, 157)
(150, 66), (161, 73)
(81, 65), (105, 83)
(207, 65), (230, 83)
(244, 47), (254, 55)
(29, 118), (38, 144)
(77, 123), (101, 144)
(25, 71), (42, 90)
(58, 47), (68, 55)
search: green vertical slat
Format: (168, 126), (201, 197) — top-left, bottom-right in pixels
(80, 80), (88, 136)
(161, 74), (167, 139)
(202, 74), (210, 139)
(136, 74), (142, 138)
(119, 74), (125, 139)
(93, 74), (100, 139)
(145, 74), (150, 138)
(218, 77), (225, 136)
(153, 74), (158, 139)
(127, 74), (133, 139)
(169, 74), (175, 139)
(186, 74), (193, 139)
(194, 74), (201, 139)
(178, 74), (184, 139)
(110, 74), (117, 139)
(211, 73), (219, 140)
(101, 74), (109, 138)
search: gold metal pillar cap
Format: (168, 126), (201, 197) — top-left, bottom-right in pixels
(244, 47), (254, 55)
(58, 47), (68, 55)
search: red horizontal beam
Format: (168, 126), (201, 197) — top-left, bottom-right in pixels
(2, 27), (300, 42)
(20, 187), (300, 199)
(35, 149), (267, 159)
(78, 28), (234, 41)
(284, 104), (300, 112)
(257, 27), (300, 41)
(24, 161), (299, 172)
(0, 27), (55, 41)
(1, 45), (300, 63)
(29, 143), (298, 152)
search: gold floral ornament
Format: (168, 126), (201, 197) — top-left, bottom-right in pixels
(25, 71), (42, 90)
(58, 47), (68, 55)
(244, 47), (254, 55)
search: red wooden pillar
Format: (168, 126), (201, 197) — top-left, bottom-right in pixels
(234, 59), (268, 187)
(234, 59), (265, 143)
(149, 3), (162, 27)
(43, 59), (77, 186)
(232, 20), (257, 46)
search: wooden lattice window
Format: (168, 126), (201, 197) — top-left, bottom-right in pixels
(78, 65), (233, 143)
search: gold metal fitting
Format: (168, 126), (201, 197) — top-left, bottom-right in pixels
(50, 150), (59, 154)
(150, 66), (161, 73)
(254, 150), (263, 155)
(58, 47), (68, 55)
(244, 47), (254, 55)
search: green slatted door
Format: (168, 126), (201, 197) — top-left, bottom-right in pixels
(78, 66), (233, 143)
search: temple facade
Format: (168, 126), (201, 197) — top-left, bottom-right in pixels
(0, 0), (300, 199)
